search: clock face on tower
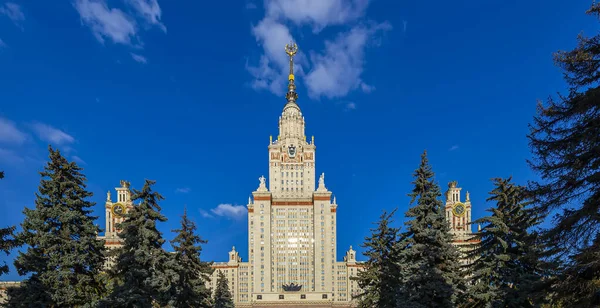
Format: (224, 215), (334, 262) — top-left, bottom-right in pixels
(452, 202), (466, 217)
(112, 203), (126, 217)
(288, 145), (296, 158)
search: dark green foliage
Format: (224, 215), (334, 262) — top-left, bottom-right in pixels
(12, 147), (106, 307)
(169, 208), (214, 307)
(550, 233), (600, 306)
(102, 180), (177, 307)
(464, 177), (549, 307)
(527, 4), (600, 306)
(3, 277), (51, 308)
(213, 270), (234, 308)
(352, 209), (400, 308)
(0, 171), (18, 277)
(396, 151), (466, 308)
(0, 225), (16, 277)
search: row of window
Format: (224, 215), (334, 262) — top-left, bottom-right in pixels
(255, 294), (328, 300)
(281, 171), (304, 177)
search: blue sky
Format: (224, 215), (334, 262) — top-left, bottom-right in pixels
(0, 0), (596, 280)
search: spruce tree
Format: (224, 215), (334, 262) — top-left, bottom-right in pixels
(464, 177), (549, 307)
(551, 233), (600, 306)
(0, 225), (15, 277)
(102, 179), (177, 307)
(169, 208), (214, 307)
(352, 209), (400, 308)
(0, 171), (18, 278)
(527, 3), (600, 306)
(396, 151), (465, 308)
(213, 270), (234, 308)
(12, 146), (106, 307)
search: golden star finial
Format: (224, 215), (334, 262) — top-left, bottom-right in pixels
(285, 42), (298, 58)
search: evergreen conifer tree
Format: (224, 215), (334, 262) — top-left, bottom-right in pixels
(464, 177), (549, 307)
(102, 179), (177, 307)
(169, 208), (214, 307)
(213, 270), (234, 308)
(0, 171), (18, 278)
(396, 151), (466, 308)
(527, 3), (600, 306)
(352, 209), (400, 308)
(12, 146), (106, 307)
(0, 225), (15, 277)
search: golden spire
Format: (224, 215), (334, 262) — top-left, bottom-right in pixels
(285, 42), (298, 104)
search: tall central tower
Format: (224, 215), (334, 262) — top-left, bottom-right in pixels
(248, 43), (337, 295)
(207, 43), (363, 306)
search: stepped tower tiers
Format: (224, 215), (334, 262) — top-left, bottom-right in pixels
(207, 43), (365, 307)
(268, 42), (316, 199)
(445, 181), (481, 265)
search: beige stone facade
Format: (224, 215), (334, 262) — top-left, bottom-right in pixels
(97, 180), (134, 248)
(205, 74), (365, 306)
(445, 181), (480, 265)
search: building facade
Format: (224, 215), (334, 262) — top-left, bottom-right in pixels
(445, 181), (480, 265)
(205, 43), (365, 307)
(97, 180), (133, 250)
(91, 44), (479, 307)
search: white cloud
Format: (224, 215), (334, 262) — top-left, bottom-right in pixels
(265, 0), (369, 32)
(0, 38), (6, 48)
(130, 52), (147, 63)
(345, 102), (356, 111)
(0, 2), (25, 28)
(246, 2), (257, 9)
(209, 203), (247, 220)
(0, 117), (27, 144)
(74, 0), (138, 45)
(199, 209), (213, 218)
(0, 148), (24, 164)
(72, 155), (86, 165)
(305, 23), (389, 99)
(449, 145), (459, 151)
(247, 17), (298, 95)
(30, 123), (75, 145)
(247, 0), (389, 100)
(175, 187), (191, 193)
(125, 0), (166, 32)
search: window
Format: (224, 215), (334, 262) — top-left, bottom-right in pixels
(301, 294), (306, 299)
(257, 295), (262, 300)
(279, 295), (284, 299)
(322, 294), (328, 299)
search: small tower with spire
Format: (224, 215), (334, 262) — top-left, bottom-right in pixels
(444, 181), (472, 235)
(228, 246), (241, 265)
(100, 180), (134, 251)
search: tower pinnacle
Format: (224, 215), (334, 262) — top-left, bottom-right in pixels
(284, 42), (298, 104)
